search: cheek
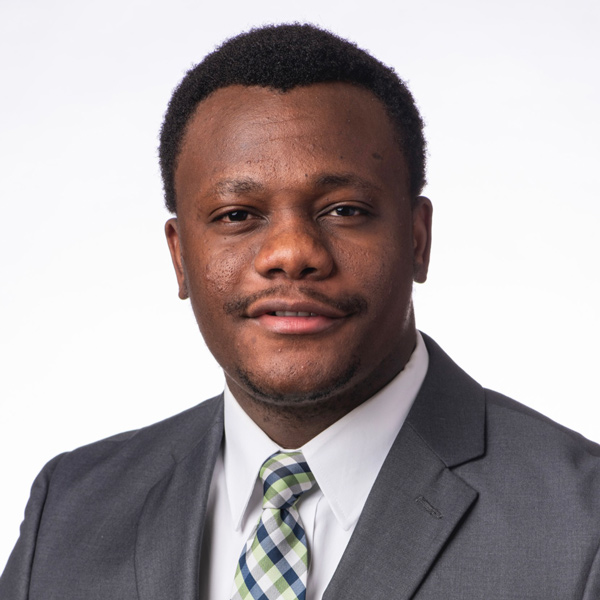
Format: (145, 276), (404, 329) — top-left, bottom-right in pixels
(185, 245), (254, 361)
(335, 233), (412, 298)
(188, 244), (253, 299)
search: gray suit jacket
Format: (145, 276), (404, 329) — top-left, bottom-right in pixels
(2, 335), (600, 599)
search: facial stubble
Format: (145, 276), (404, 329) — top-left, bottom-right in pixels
(234, 354), (362, 419)
(223, 284), (369, 419)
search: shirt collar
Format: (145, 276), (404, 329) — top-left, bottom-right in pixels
(224, 331), (429, 532)
(223, 386), (280, 531)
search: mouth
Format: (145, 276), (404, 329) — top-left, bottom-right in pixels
(253, 313), (343, 335)
(269, 311), (318, 317)
(246, 299), (351, 335)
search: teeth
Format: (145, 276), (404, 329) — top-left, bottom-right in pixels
(274, 311), (317, 317)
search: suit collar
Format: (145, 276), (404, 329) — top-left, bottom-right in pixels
(135, 396), (224, 600)
(406, 332), (486, 468)
(324, 333), (485, 599)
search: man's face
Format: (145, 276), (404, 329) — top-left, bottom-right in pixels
(166, 83), (431, 414)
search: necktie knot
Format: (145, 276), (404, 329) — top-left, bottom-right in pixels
(260, 451), (315, 511)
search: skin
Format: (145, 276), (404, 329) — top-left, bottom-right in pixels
(166, 83), (432, 448)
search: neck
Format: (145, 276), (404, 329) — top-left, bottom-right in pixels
(226, 331), (417, 448)
(231, 396), (362, 448)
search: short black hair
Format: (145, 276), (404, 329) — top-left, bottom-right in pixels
(159, 23), (426, 213)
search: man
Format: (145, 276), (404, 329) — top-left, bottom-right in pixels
(2, 23), (600, 600)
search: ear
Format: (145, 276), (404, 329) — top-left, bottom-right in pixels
(412, 196), (433, 284)
(165, 218), (189, 299)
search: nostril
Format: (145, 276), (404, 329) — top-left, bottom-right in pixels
(253, 228), (334, 280)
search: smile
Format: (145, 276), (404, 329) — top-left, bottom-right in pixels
(271, 311), (319, 317)
(244, 298), (350, 335)
(254, 313), (343, 335)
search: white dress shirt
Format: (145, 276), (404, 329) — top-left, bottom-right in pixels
(199, 331), (429, 600)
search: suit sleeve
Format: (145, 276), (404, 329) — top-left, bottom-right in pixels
(0, 454), (65, 599)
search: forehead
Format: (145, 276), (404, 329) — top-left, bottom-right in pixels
(175, 83), (408, 203)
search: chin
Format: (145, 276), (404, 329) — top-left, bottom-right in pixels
(234, 358), (360, 408)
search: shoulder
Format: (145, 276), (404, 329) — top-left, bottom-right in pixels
(46, 395), (224, 493)
(486, 388), (600, 449)
(483, 388), (600, 480)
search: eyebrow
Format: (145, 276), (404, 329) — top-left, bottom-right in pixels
(313, 173), (382, 193)
(208, 172), (381, 198)
(211, 178), (265, 196)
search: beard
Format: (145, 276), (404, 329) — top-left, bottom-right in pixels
(233, 355), (361, 418)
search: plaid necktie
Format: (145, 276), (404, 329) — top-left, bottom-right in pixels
(231, 451), (316, 600)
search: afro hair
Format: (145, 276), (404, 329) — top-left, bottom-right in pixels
(159, 23), (426, 213)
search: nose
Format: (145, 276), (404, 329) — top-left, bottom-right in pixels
(253, 218), (334, 280)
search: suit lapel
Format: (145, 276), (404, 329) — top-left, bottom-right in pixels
(135, 399), (224, 600)
(323, 425), (478, 599)
(325, 334), (485, 599)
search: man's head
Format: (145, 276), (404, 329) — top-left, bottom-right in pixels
(163, 25), (432, 446)
(159, 23), (426, 214)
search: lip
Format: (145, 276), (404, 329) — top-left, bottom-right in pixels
(247, 299), (347, 319)
(246, 299), (349, 335)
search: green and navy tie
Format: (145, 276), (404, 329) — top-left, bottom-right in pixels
(231, 451), (316, 600)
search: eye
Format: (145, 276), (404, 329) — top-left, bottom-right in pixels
(328, 205), (367, 217)
(210, 206), (263, 232)
(217, 210), (251, 222)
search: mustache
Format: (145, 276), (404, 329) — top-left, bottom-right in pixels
(223, 285), (368, 316)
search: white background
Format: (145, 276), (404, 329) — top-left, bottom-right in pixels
(1, 0), (599, 571)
